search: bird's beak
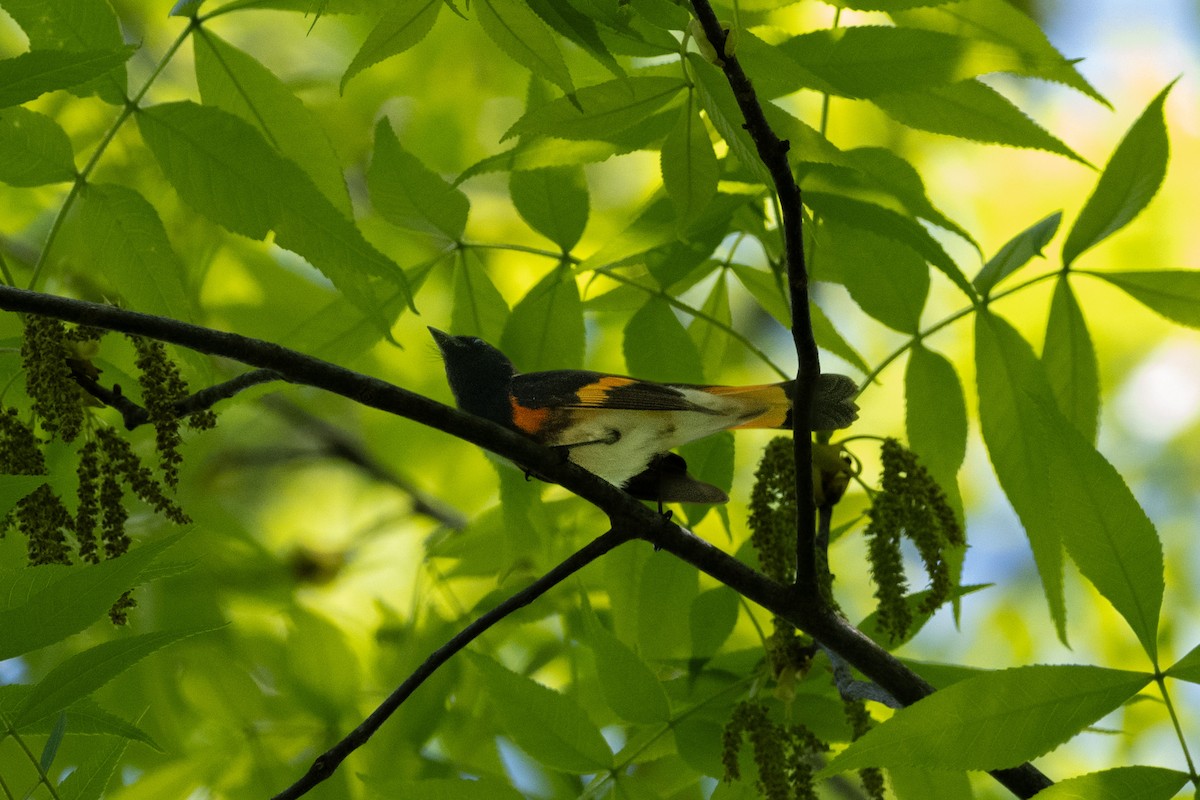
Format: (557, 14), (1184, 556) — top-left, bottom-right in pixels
(428, 326), (451, 351)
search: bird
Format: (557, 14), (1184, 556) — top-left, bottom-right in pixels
(430, 327), (859, 504)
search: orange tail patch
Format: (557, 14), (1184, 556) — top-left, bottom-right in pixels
(703, 382), (792, 429)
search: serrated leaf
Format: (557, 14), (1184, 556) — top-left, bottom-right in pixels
(905, 344), (967, 516)
(524, 0), (624, 78)
(467, 651), (612, 773)
(17, 695), (161, 750)
(1063, 81), (1175, 267)
(858, 585), (989, 650)
(1043, 277), (1100, 442)
(893, 0), (1108, 105)
(974, 211), (1062, 296)
(510, 166), (589, 250)
(66, 183), (194, 322)
(828, 220), (929, 333)
(777, 26), (1042, 98)
(810, 301), (870, 374)
(874, 80), (1085, 163)
(889, 766), (975, 800)
(587, 618), (671, 724)
(504, 75), (684, 141)
(501, 264), (584, 370)
(687, 271), (732, 373)
(477, 0), (574, 98)
(975, 311), (1066, 640)
(370, 118), (469, 240)
(341, 0), (441, 91)
(459, 137), (623, 183)
(624, 298), (704, 383)
(1, 0), (129, 104)
(1037, 400), (1164, 660)
(452, 254), (510, 342)
(0, 531), (187, 661)
(661, 102), (719, 227)
(1167, 643), (1200, 684)
(0, 107), (75, 186)
(55, 736), (128, 800)
(138, 102), (411, 320)
(195, 30), (351, 215)
(15, 626), (219, 728)
(822, 665), (1150, 773)
(688, 54), (772, 185)
(637, 554), (698, 661)
(0, 48), (136, 109)
(805, 190), (973, 297)
(0, 475), (52, 519)
(40, 713), (67, 772)
(1091, 270), (1200, 329)
(1025, 766), (1189, 800)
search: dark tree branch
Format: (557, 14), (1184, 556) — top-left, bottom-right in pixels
(0, 287), (1051, 798)
(270, 526), (635, 800)
(685, 0), (822, 591)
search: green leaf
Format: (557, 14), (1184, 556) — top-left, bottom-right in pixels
(14, 694), (161, 750)
(524, 0), (624, 79)
(0, 48), (136, 109)
(687, 271), (732, 373)
(974, 211), (1062, 296)
(370, 118), (469, 241)
(66, 183), (194, 322)
(510, 166), (589, 250)
(874, 80), (1085, 164)
(889, 766), (975, 800)
(729, 264), (789, 327)
(804, 190), (974, 297)
(341, 0), (441, 92)
(40, 713), (67, 772)
(827, 220), (929, 333)
(56, 736), (129, 800)
(688, 55), (771, 185)
(586, 618), (671, 724)
(1043, 277), (1100, 442)
(1038, 400), (1164, 661)
(810, 301), (871, 374)
(624, 298), (704, 383)
(689, 587), (739, 659)
(0, 107), (75, 186)
(893, 0), (1108, 105)
(504, 75), (685, 141)
(637, 554), (698, 661)
(974, 311), (1066, 640)
(1167, 643), (1200, 684)
(364, 778), (526, 800)
(661, 102), (719, 228)
(195, 30), (351, 215)
(452, 253), (510, 343)
(138, 102), (412, 319)
(905, 343), (967, 517)
(777, 26), (1043, 98)
(1, 0), (130, 104)
(1029, 766), (1190, 800)
(467, 651), (612, 773)
(1063, 81), (1175, 267)
(0, 475), (52, 519)
(476, 0), (574, 98)
(0, 530), (187, 661)
(822, 665), (1150, 773)
(1091, 270), (1200, 329)
(14, 626), (218, 728)
(501, 264), (584, 370)
(678, 431), (734, 526)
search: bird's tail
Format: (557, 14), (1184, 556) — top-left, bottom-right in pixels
(705, 375), (860, 431)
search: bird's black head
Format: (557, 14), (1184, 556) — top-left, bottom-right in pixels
(429, 327), (518, 425)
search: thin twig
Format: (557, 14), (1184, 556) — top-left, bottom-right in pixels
(269, 527), (635, 800)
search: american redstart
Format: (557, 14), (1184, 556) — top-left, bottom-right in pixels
(430, 327), (858, 504)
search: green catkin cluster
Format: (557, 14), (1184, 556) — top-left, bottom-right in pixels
(20, 314), (85, 442)
(865, 438), (965, 641)
(721, 701), (826, 800)
(0, 408), (71, 565)
(844, 699), (886, 800)
(130, 335), (187, 487)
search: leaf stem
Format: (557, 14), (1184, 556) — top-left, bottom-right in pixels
(1155, 673), (1200, 787)
(5, 724), (63, 800)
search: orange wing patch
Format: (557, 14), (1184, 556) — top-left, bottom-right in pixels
(510, 396), (552, 434)
(703, 383), (791, 429)
(571, 376), (637, 407)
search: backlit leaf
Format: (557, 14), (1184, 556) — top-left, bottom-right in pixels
(1091, 269), (1200, 329)
(0, 48), (136, 109)
(467, 651), (612, 773)
(510, 166), (589, 250)
(1043, 277), (1100, 442)
(974, 211), (1062, 296)
(661, 102), (719, 227)
(1025, 766), (1188, 800)
(2, 0), (129, 104)
(476, 0), (574, 98)
(823, 665), (1150, 772)
(688, 55), (772, 185)
(504, 75), (685, 141)
(624, 298), (704, 383)
(342, 0), (441, 91)
(906, 343), (967, 518)
(370, 118), (469, 240)
(452, 253), (510, 342)
(587, 618), (671, 724)
(501, 264), (584, 370)
(0, 107), (75, 186)
(1063, 81), (1174, 267)
(56, 737), (128, 800)
(828, 220), (929, 333)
